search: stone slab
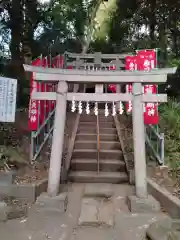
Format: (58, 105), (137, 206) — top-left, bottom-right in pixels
(78, 198), (99, 226)
(35, 192), (68, 213)
(84, 184), (113, 198)
(0, 202), (8, 221)
(127, 195), (161, 213)
(147, 220), (180, 240)
(98, 199), (114, 227)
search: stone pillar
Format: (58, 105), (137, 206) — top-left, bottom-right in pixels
(132, 82), (147, 198)
(73, 84), (79, 93)
(95, 84), (103, 93)
(116, 84), (121, 93)
(47, 81), (68, 197)
(116, 84), (121, 111)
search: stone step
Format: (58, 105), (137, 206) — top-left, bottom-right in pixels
(74, 140), (121, 150)
(80, 109), (112, 114)
(68, 171), (128, 183)
(79, 116), (114, 123)
(72, 149), (123, 160)
(79, 121), (116, 128)
(77, 127), (117, 134)
(84, 183), (113, 198)
(71, 158), (126, 172)
(76, 133), (119, 141)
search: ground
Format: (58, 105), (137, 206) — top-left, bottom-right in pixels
(0, 110), (179, 239)
(1, 110), (180, 202)
(0, 183), (169, 240)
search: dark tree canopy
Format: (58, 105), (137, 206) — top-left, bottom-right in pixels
(0, 0), (180, 105)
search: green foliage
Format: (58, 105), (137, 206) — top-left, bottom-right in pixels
(168, 59), (180, 68)
(92, 0), (117, 41)
(159, 100), (180, 170)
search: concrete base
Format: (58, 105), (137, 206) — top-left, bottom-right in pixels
(0, 178), (48, 203)
(35, 192), (68, 213)
(0, 202), (8, 221)
(127, 195), (161, 213)
(7, 205), (28, 220)
(0, 171), (17, 185)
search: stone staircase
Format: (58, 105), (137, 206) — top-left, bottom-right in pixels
(68, 112), (128, 183)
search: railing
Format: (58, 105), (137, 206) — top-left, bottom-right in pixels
(30, 108), (55, 162)
(96, 109), (100, 174)
(145, 125), (164, 165)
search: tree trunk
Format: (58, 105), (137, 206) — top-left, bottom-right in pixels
(22, 0), (38, 64)
(149, 0), (156, 48)
(8, 0), (24, 106)
(158, 22), (167, 66)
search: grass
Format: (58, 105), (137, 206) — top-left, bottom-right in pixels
(159, 99), (180, 171)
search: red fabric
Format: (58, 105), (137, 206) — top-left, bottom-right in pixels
(136, 49), (158, 125)
(125, 56), (137, 113)
(28, 58), (41, 131)
(107, 65), (116, 93)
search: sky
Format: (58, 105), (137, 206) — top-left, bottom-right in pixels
(38, 0), (50, 3)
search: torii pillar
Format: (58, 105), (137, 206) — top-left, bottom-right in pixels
(47, 81), (68, 197)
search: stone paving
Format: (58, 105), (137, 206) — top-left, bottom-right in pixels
(0, 183), (171, 240)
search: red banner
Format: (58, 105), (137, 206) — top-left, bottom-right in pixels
(108, 63), (116, 93)
(28, 58), (41, 131)
(125, 56), (137, 113)
(136, 49), (157, 70)
(124, 50), (158, 124)
(136, 49), (158, 125)
(125, 56), (138, 71)
(28, 55), (65, 131)
(39, 57), (46, 124)
(51, 57), (56, 109)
